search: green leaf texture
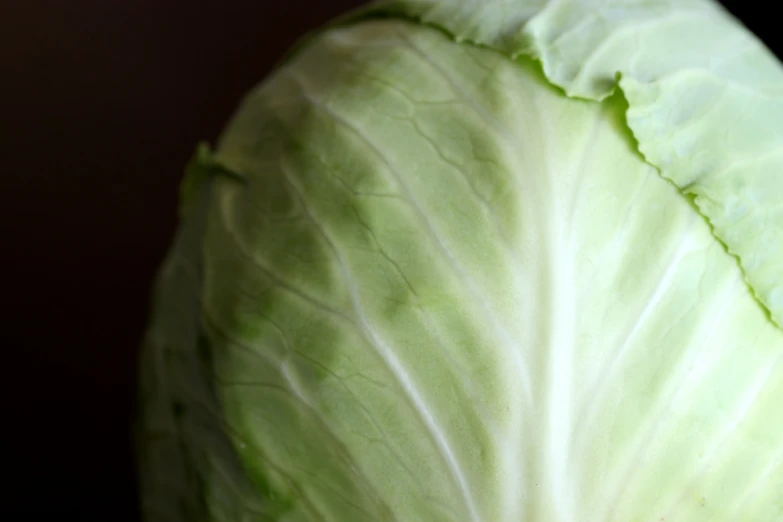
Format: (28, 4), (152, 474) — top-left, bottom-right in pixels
(138, 1), (783, 521)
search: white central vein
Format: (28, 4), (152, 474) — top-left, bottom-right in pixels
(528, 97), (579, 522)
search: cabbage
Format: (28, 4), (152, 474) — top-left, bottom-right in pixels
(136, 1), (783, 520)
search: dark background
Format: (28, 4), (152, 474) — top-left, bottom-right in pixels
(1, 1), (778, 520)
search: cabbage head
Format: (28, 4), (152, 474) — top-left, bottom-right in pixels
(137, 1), (783, 520)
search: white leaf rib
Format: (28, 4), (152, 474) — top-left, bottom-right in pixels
(565, 109), (605, 228)
(267, 107), (507, 428)
(727, 441), (783, 519)
(285, 67), (535, 409)
(529, 97), (580, 522)
(345, 197), (504, 436)
(573, 215), (695, 456)
(662, 348), (783, 521)
(264, 92), (501, 414)
(276, 148), (484, 522)
(216, 190), (357, 326)
(392, 31), (544, 400)
(203, 309), (417, 519)
(596, 274), (741, 522)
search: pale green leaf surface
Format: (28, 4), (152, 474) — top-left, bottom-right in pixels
(368, 0), (783, 326)
(138, 1), (783, 521)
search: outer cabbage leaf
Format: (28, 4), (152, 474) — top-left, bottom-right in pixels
(138, 1), (783, 521)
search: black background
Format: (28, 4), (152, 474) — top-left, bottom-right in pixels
(1, 1), (778, 520)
